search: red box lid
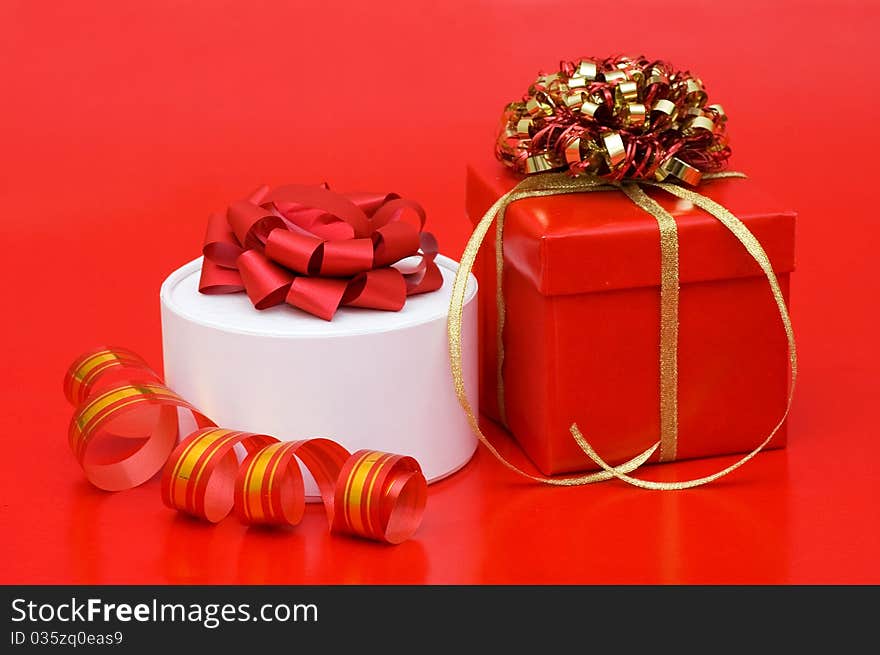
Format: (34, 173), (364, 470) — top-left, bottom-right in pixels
(466, 157), (796, 296)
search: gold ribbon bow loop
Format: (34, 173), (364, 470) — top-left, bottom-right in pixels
(448, 172), (797, 490)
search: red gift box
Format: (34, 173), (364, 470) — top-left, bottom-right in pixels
(465, 158), (796, 475)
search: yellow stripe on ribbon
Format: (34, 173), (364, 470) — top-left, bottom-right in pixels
(71, 383), (182, 459)
(186, 431), (241, 490)
(167, 428), (233, 509)
(65, 348), (157, 407)
(360, 452), (393, 538)
(343, 451), (386, 536)
(249, 442), (288, 521)
(72, 350), (119, 384)
(75, 385), (151, 433)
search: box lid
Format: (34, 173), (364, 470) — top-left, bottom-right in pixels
(466, 157), (796, 296)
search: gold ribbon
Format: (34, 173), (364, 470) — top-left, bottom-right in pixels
(448, 171), (797, 489)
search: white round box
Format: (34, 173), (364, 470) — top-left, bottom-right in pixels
(160, 255), (478, 496)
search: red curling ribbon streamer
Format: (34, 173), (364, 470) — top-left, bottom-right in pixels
(65, 348), (214, 492)
(198, 184), (443, 321)
(164, 430), (426, 545)
(64, 347), (427, 544)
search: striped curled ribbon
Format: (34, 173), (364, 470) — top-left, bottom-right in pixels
(64, 347), (426, 544)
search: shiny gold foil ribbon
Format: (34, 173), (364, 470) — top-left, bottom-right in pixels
(448, 172), (797, 489)
(496, 56), (731, 184)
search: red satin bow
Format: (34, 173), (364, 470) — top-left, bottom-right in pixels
(198, 184), (443, 320)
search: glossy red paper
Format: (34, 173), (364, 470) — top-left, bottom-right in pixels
(466, 158), (796, 475)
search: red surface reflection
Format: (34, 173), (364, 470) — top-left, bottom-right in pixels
(1, 0), (878, 584)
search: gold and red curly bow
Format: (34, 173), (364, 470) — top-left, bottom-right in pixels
(64, 347), (426, 544)
(198, 184), (443, 320)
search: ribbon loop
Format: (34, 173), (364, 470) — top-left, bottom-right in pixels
(264, 227), (323, 275)
(64, 347), (214, 491)
(265, 184), (373, 238)
(233, 440), (426, 544)
(287, 276), (349, 321)
(319, 238), (376, 277)
(64, 347), (158, 406)
(203, 211), (244, 268)
(162, 428), (277, 523)
(226, 199), (285, 250)
(342, 268), (407, 311)
(235, 438), (350, 526)
(198, 258), (245, 294)
(237, 249), (294, 309)
(370, 197), (427, 231)
(373, 221), (422, 268)
(332, 451), (427, 545)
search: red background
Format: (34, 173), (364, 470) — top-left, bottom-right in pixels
(1, 0), (878, 584)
